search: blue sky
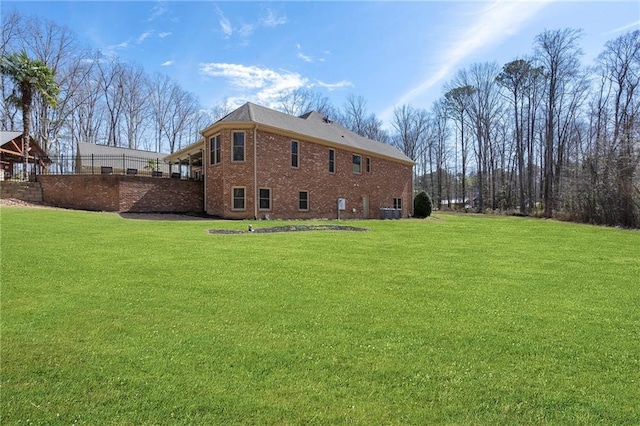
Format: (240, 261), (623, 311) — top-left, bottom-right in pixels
(5, 1), (640, 125)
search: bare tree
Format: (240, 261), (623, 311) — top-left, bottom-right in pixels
(279, 87), (335, 118)
(120, 63), (151, 149)
(534, 28), (584, 217)
(445, 84), (475, 207)
(390, 104), (429, 161)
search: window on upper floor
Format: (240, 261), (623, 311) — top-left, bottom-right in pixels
(352, 154), (362, 174)
(232, 131), (245, 162)
(366, 157), (371, 173)
(328, 149), (335, 173)
(291, 140), (299, 168)
(210, 134), (221, 165)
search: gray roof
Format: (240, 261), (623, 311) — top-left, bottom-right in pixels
(1, 131), (23, 145)
(77, 142), (168, 160)
(212, 103), (413, 164)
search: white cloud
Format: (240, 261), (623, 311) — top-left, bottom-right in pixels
(380, 0), (553, 121)
(215, 6), (233, 38)
(315, 80), (353, 91)
(607, 19), (640, 35)
(161, 60), (174, 66)
(297, 52), (314, 63)
(137, 31), (153, 44)
(295, 43), (327, 63)
(200, 63), (308, 107)
(212, 6), (287, 45)
(158, 32), (172, 39)
(238, 23), (256, 39)
(149, 2), (168, 21)
(260, 9), (287, 28)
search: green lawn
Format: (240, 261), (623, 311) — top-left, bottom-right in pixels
(1, 207), (639, 425)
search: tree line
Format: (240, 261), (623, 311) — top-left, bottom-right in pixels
(1, 11), (639, 227)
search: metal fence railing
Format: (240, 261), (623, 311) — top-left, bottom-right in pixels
(40, 154), (192, 178)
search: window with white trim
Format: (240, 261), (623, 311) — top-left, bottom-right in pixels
(352, 154), (362, 173)
(366, 157), (371, 173)
(210, 134), (221, 165)
(259, 188), (271, 211)
(291, 140), (299, 168)
(299, 191), (309, 211)
(232, 131), (245, 162)
(393, 198), (402, 210)
(328, 149), (335, 173)
(232, 187), (246, 210)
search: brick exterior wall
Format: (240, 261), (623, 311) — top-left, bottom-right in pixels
(204, 127), (413, 220)
(37, 175), (203, 213)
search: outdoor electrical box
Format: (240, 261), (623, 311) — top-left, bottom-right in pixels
(337, 198), (346, 211)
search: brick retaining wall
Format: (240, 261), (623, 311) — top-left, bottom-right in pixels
(0, 181), (43, 203)
(36, 175), (203, 213)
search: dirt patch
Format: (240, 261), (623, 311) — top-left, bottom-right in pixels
(0, 198), (46, 208)
(208, 224), (368, 234)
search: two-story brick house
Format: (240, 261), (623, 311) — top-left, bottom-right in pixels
(166, 102), (414, 220)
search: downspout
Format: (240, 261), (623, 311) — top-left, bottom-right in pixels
(253, 125), (258, 220)
(202, 148), (206, 213)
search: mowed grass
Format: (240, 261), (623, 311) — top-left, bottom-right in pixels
(1, 207), (639, 425)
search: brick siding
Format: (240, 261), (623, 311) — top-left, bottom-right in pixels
(204, 128), (413, 219)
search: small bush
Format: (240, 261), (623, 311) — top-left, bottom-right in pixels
(414, 191), (432, 218)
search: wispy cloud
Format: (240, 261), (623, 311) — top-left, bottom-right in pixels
(149, 2), (168, 21)
(215, 6), (233, 38)
(380, 0), (553, 121)
(213, 6), (287, 45)
(606, 19), (640, 35)
(315, 80), (352, 91)
(158, 32), (172, 39)
(137, 31), (153, 44)
(161, 60), (174, 67)
(295, 43), (328, 63)
(260, 9), (287, 28)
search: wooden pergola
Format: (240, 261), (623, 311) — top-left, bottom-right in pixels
(1, 131), (51, 180)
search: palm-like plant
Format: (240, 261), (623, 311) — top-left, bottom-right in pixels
(1, 51), (59, 179)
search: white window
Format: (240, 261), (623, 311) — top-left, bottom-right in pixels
(299, 191), (309, 211)
(328, 149), (335, 173)
(232, 132), (245, 162)
(291, 140), (299, 168)
(210, 134), (221, 165)
(259, 188), (271, 211)
(232, 187), (246, 210)
(352, 154), (362, 174)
